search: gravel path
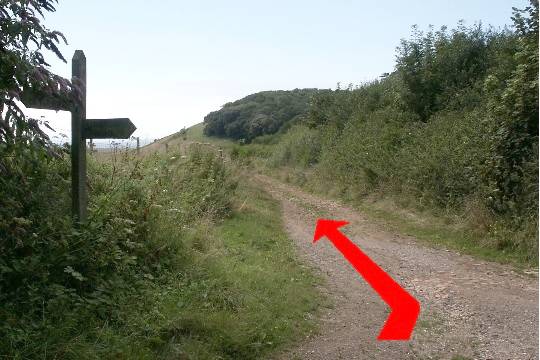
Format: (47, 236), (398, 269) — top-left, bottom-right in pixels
(254, 175), (539, 360)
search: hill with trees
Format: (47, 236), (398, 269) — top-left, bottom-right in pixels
(219, 2), (539, 263)
(203, 89), (319, 141)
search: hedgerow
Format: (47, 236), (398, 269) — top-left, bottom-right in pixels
(0, 143), (236, 357)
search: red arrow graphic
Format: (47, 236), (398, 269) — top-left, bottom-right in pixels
(313, 219), (420, 340)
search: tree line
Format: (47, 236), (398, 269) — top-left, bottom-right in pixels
(203, 89), (319, 141)
(208, 1), (539, 262)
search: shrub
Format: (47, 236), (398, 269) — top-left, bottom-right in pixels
(255, 3), (538, 262)
(268, 125), (321, 168)
(0, 143), (236, 358)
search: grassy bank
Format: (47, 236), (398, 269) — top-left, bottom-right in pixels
(69, 177), (322, 359)
(1, 142), (322, 358)
(253, 165), (537, 268)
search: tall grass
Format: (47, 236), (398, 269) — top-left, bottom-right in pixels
(1, 141), (322, 358)
(1, 145), (236, 357)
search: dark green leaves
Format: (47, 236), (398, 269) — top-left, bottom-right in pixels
(1, 0), (70, 145)
(203, 89), (319, 141)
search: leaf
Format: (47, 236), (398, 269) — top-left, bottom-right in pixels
(64, 266), (86, 281)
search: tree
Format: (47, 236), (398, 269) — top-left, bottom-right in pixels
(485, 0), (539, 214)
(0, 0), (71, 147)
(395, 24), (495, 121)
(203, 89), (318, 141)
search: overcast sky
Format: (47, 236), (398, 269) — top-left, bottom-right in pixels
(26, 0), (528, 144)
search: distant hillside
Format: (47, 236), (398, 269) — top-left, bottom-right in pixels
(203, 89), (319, 141)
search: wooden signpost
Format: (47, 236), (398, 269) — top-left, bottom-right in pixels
(22, 50), (136, 222)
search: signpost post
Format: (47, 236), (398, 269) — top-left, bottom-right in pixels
(22, 50), (136, 222)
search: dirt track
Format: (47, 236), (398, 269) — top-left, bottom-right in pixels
(254, 175), (539, 360)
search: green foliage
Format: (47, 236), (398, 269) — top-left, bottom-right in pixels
(173, 146), (237, 221)
(396, 111), (491, 206)
(1, 0), (72, 145)
(268, 125), (321, 168)
(484, 1), (539, 219)
(237, 2), (538, 263)
(396, 23), (501, 121)
(1, 141), (323, 358)
(0, 145), (236, 358)
(134, 181), (321, 359)
(203, 89), (318, 141)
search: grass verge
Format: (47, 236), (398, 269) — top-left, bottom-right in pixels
(356, 199), (534, 268)
(81, 178), (322, 359)
(262, 166), (538, 269)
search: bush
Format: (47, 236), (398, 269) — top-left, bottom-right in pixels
(394, 110), (491, 207)
(254, 3), (538, 263)
(268, 125), (321, 168)
(0, 143), (236, 358)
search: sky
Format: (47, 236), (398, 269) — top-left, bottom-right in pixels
(26, 0), (528, 145)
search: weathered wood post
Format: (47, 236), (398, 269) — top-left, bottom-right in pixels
(21, 49), (136, 223)
(71, 50), (87, 221)
(136, 137), (140, 155)
(165, 142), (169, 153)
